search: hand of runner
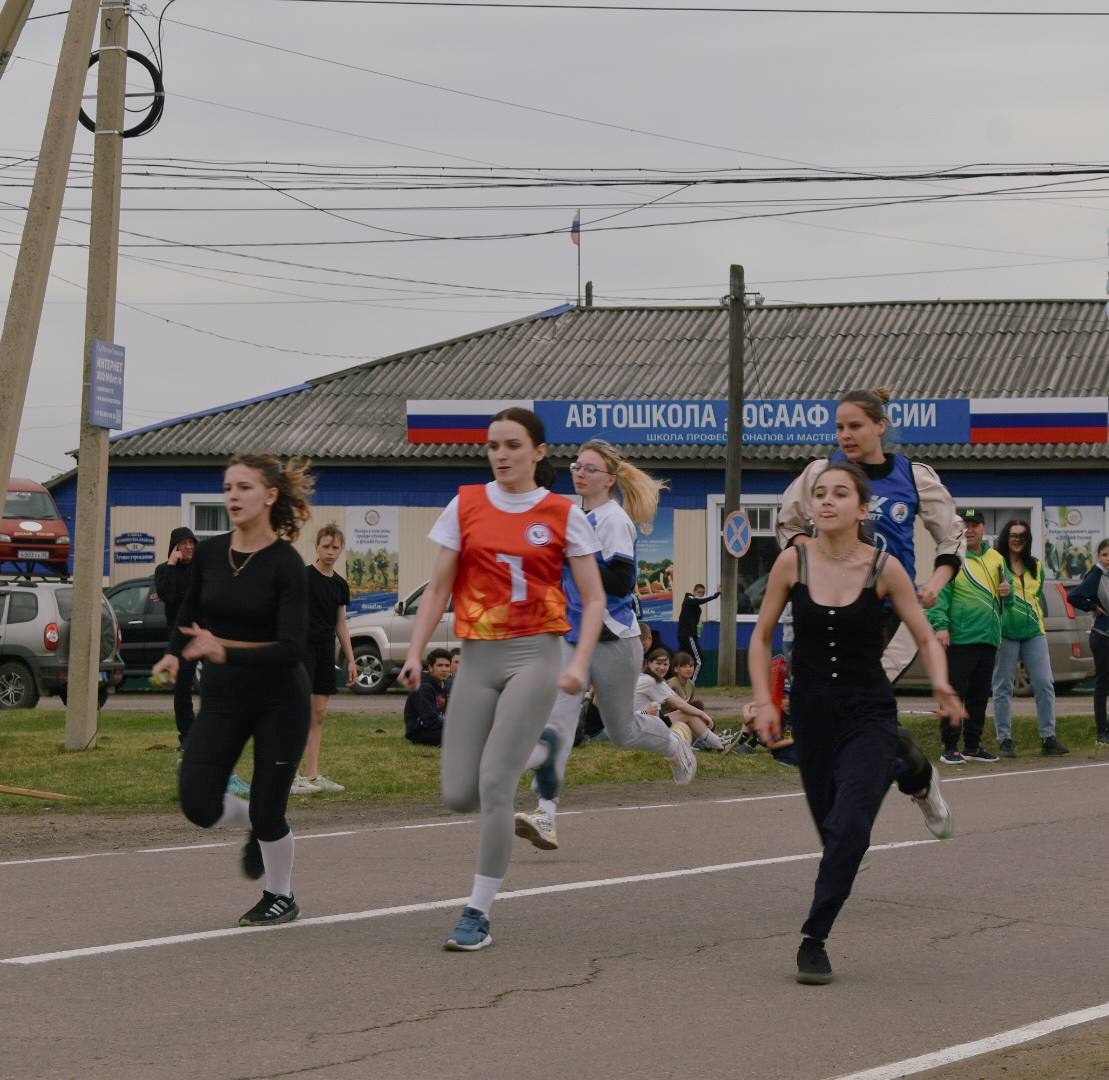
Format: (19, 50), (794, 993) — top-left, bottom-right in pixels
(180, 624), (227, 664)
(558, 667), (586, 695)
(753, 702), (781, 744)
(934, 686), (965, 726)
(151, 653), (178, 684)
(397, 657), (422, 691)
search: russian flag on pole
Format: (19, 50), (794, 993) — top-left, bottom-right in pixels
(969, 397), (1109, 444)
(571, 211), (581, 247)
(406, 400), (535, 444)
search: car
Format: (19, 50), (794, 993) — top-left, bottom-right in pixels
(103, 576), (202, 690)
(0, 578), (124, 709)
(346, 582), (458, 694)
(896, 581), (1095, 696)
(1, 478), (70, 576)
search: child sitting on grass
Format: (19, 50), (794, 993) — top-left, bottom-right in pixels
(638, 647), (724, 751)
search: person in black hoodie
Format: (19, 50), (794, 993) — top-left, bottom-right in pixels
(154, 526), (198, 745)
(405, 649), (452, 746)
(677, 583), (719, 681)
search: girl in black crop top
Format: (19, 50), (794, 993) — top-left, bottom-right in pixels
(748, 462), (964, 986)
(153, 453), (314, 930)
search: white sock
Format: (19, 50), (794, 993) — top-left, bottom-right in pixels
(467, 873), (502, 915)
(537, 797), (558, 830)
(701, 730), (725, 750)
(524, 741), (550, 771)
(260, 832), (295, 898)
(214, 793), (250, 829)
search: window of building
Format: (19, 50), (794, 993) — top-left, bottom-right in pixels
(705, 495), (782, 621)
(181, 494), (230, 539)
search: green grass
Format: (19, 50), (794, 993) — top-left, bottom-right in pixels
(0, 707), (1102, 812)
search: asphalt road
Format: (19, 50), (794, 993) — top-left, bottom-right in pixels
(2, 758), (1108, 1079)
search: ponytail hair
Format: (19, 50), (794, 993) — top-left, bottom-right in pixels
(578, 438), (669, 534)
(228, 453), (314, 542)
(489, 407), (557, 489)
(839, 387), (892, 425)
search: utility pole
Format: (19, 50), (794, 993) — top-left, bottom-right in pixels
(717, 264), (744, 686)
(0, 0), (101, 496)
(65, 0), (127, 750)
(0, 0), (36, 81)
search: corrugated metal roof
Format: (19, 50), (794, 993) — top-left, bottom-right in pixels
(109, 299), (1109, 467)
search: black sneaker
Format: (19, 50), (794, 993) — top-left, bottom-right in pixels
(238, 891), (299, 927)
(998, 738), (1017, 758)
(963, 747), (999, 763)
(1041, 736), (1070, 756)
(241, 832), (264, 880)
(939, 749), (965, 765)
(796, 938), (834, 985)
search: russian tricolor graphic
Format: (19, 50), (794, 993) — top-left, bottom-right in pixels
(406, 400), (535, 444)
(969, 397), (1109, 444)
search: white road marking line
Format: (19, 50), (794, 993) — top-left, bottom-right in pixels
(3, 759), (1106, 869)
(0, 839), (935, 966)
(827, 1000), (1109, 1080)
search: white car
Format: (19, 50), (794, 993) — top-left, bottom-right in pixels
(346, 582), (458, 695)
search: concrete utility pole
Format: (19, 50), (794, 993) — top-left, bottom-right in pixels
(0, 0), (101, 496)
(717, 264), (744, 686)
(65, 1), (127, 750)
(0, 0), (36, 81)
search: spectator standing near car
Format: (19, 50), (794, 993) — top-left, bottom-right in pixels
(154, 527), (198, 747)
(992, 519), (1068, 758)
(927, 509), (1009, 764)
(405, 648), (452, 746)
(1068, 539), (1109, 746)
(677, 584), (719, 681)
(293, 524), (357, 794)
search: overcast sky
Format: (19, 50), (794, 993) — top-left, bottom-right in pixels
(3, 0), (1108, 480)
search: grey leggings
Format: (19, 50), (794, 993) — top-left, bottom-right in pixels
(442, 633), (562, 878)
(545, 636), (672, 787)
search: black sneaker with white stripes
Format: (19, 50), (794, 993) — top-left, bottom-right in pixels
(238, 891), (299, 927)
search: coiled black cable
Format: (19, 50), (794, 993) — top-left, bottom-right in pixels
(78, 48), (164, 139)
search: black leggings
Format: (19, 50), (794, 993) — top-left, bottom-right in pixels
(1091, 632), (1109, 738)
(179, 663), (310, 842)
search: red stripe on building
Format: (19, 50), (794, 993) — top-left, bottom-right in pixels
(407, 428), (488, 444)
(970, 426), (1108, 444)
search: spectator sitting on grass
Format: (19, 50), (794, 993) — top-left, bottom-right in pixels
(638, 647), (723, 751)
(404, 648), (452, 747)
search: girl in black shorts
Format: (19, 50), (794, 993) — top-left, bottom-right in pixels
(750, 461), (965, 985)
(153, 453), (313, 928)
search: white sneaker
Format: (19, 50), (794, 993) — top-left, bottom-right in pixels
(913, 772), (953, 839)
(308, 774), (345, 792)
(514, 810), (558, 850)
(290, 774), (321, 794)
(667, 734), (698, 785)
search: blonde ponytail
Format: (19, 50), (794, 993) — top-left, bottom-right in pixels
(579, 439), (669, 534)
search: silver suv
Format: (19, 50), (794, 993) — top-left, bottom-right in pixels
(0, 579), (124, 709)
(347, 582), (459, 694)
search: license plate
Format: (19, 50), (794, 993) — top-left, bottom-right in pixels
(17, 550), (44, 559)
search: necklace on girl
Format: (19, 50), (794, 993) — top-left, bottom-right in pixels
(228, 546), (259, 577)
(816, 540), (860, 563)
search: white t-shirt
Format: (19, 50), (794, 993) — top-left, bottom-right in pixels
(635, 673), (671, 714)
(429, 482), (598, 557)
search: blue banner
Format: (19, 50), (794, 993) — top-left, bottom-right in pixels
(89, 340), (125, 430)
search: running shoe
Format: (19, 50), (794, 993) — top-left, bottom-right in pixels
(938, 750), (966, 765)
(240, 832), (264, 880)
(1041, 736), (1070, 756)
(514, 810), (558, 850)
(226, 773), (252, 797)
(796, 938), (834, 985)
(444, 906), (492, 951)
(912, 773), (954, 840)
(667, 732), (698, 785)
(238, 891), (299, 927)
(533, 728), (562, 801)
(290, 775), (321, 794)
(308, 774), (346, 792)
(1097, 736), (1109, 747)
(998, 738), (1017, 758)
(963, 747), (999, 763)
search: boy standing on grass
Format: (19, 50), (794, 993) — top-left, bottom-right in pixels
(293, 524), (357, 794)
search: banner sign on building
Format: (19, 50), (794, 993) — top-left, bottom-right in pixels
(408, 398), (1108, 447)
(1043, 506), (1105, 580)
(345, 507), (400, 616)
(88, 340), (125, 430)
(635, 507), (675, 621)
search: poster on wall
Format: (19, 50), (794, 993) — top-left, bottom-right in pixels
(345, 507), (400, 615)
(1043, 506), (1105, 580)
(635, 507), (674, 622)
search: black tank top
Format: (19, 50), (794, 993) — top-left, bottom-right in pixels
(790, 544), (889, 688)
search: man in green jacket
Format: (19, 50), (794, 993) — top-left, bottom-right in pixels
(927, 509), (1010, 764)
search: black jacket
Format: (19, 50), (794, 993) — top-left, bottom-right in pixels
(154, 526), (197, 630)
(678, 591), (719, 635)
(404, 672), (449, 746)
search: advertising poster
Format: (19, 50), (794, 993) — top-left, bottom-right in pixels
(345, 507), (400, 615)
(1043, 506), (1104, 580)
(635, 507), (674, 621)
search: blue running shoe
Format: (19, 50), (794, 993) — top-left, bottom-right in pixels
(226, 773), (251, 797)
(533, 727), (561, 801)
(444, 906), (492, 951)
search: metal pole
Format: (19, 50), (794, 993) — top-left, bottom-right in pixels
(0, 0), (36, 81)
(65, 1), (126, 751)
(717, 264), (744, 686)
(0, 0), (101, 495)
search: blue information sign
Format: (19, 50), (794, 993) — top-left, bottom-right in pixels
(89, 340), (125, 430)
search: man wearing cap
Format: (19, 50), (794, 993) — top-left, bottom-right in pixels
(926, 510), (1011, 764)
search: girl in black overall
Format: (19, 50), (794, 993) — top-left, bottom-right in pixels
(153, 454), (313, 929)
(750, 462), (964, 985)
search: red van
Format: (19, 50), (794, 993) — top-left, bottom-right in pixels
(1, 478), (70, 576)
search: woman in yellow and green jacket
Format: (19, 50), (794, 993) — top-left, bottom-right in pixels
(991, 519), (1069, 758)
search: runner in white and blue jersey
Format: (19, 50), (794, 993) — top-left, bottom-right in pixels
(515, 440), (697, 852)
